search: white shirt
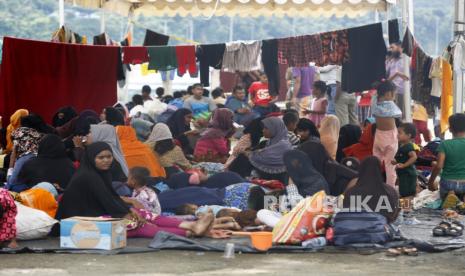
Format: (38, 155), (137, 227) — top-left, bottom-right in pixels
(129, 105), (148, 118)
(318, 65), (341, 85)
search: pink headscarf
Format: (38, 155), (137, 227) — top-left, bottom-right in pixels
(200, 108), (234, 139)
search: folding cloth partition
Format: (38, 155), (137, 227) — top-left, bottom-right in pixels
(0, 37), (118, 124)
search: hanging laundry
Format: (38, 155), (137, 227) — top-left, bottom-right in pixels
(93, 33), (111, 45)
(161, 70), (176, 82)
(429, 56), (443, 98)
(388, 19), (400, 44)
(262, 39), (280, 97)
(440, 60), (453, 133)
(175, 45), (197, 77)
(141, 63), (157, 76)
(319, 30), (350, 66)
(411, 46), (435, 114)
(147, 46), (178, 72)
(277, 34), (323, 67)
(143, 29), (169, 46)
(123, 47), (149, 65)
(342, 23), (387, 92)
(117, 47), (125, 82)
(222, 41), (262, 72)
(452, 36), (465, 71)
(51, 26), (86, 44)
(0, 37), (118, 125)
(196, 44), (226, 86)
(402, 28), (415, 57)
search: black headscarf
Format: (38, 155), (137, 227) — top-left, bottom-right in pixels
(336, 124), (362, 162)
(166, 108), (192, 138)
(296, 118), (320, 143)
(243, 117), (264, 149)
(56, 142), (129, 219)
(104, 107), (125, 127)
(21, 114), (56, 134)
(298, 141), (357, 196)
(52, 107), (78, 127)
(74, 110), (100, 136)
(17, 134), (75, 190)
(343, 156), (400, 223)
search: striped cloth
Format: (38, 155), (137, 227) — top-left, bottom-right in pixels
(222, 41), (263, 72)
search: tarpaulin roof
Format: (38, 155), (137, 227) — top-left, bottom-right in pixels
(66, 0), (396, 18)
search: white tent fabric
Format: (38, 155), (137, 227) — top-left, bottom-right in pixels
(66, 0), (396, 18)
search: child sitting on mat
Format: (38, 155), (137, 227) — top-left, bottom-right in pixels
(121, 167), (161, 215)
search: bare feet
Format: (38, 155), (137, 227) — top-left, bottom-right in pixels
(8, 239), (18, 249)
(191, 212), (214, 236)
(206, 229), (233, 239)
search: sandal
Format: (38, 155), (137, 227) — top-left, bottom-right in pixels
(433, 221), (451, 237)
(447, 220), (464, 236)
(401, 247), (418, 256)
(386, 248), (402, 257)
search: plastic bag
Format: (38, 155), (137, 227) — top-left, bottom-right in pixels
(15, 202), (57, 240)
(19, 188), (58, 218)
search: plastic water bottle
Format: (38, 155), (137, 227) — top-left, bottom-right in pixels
(302, 237), (327, 249)
(223, 243), (235, 259)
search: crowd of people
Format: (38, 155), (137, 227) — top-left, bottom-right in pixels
(1, 42), (465, 250)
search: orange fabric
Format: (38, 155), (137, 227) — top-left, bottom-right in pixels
(5, 109), (29, 153)
(116, 126), (166, 178)
(343, 123), (374, 162)
(19, 188), (57, 218)
(440, 60), (453, 133)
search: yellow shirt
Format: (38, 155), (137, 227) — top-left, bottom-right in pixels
(412, 104), (428, 122)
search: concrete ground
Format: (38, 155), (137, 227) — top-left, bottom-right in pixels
(0, 250), (464, 275)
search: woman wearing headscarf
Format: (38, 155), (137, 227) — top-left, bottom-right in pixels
(298, 141), (357, 196)
(146, 123), (191, 173)
(52, 106), (78, 128)
(17, 134), (75, 191)
(116, 125), (165, 178)
(166, 108), (196, 154)
(5, 109), (29, 154)
(90, 124), (129, 182)
(56, 142), (216, 239)
(100, 107), (125, 127)
(319, 115), (341, 160)
(336, 124), (362, 162)
(343, 123), (376, 162)
(225, 117), (263, 169)
(194, 108), (234, 163)
(249, 117), (292, 182)
(131, 118), (154, 142)
(343, 156), (400, 223)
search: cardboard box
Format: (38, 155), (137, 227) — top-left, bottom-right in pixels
(60, 217), (127, 250)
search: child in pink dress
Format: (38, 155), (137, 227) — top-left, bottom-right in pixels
(304, 81), (328, 128)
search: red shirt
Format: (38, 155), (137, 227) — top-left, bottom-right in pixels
(248, 82), (271, 106)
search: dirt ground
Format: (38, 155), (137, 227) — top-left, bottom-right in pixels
(1, 249), (464, 275)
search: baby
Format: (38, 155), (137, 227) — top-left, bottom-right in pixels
(122, 167), (161, 215)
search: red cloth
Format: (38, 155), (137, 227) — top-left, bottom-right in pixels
(277, 35), (323, 67)
(248, 82), (271, 106)
(175, 45), (197, 76)
(123, 46), (149, 64)
(0, 37), (118, 125)
(343, 123), (374, 162)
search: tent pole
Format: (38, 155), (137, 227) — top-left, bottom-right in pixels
(59, 0), (65, 27)
(100, 10), (106, 33)
(229, 16), (234, 41)
(453, 0), (465, 113)
(402, 0), (413, 122)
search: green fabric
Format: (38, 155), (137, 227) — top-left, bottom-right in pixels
(438, 138), (465, 180)
(395, 143), (417, 197)
(147, 46), (178, 71)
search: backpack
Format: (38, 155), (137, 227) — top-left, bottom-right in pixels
(333, 212), (392, 246)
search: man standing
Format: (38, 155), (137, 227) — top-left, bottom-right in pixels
(334, 67), (358, 127)
(318, 65), (340, 116)
(386, 42), (409, 116)
(141, 85), (153, 102)
(291, 65), (317, 117)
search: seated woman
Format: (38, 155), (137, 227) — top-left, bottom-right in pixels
(319, 115), (340, 160)
(56, 142), (221, 239)
(17, 134), (75, 192)
(90, 124), (129, 182)
(116, 125), (165, 178)
(5, 109), (29, 155)
(336, 124), (362, 162)
(225, 117), (263, 169)
(100, 106), (125, 127)
(343, 123), (376, 162)
(298, 141), (357, 196)
(166, 170), (245, 190)
(52, 106), (78, 128)
(146, 123), (191, 173)
(343, 156), (400, 223)
(295, 118), (320, 144)
(166, 108), (198, 155)
(194, 108), (234, 163)
(226, 86), (258, 126)
(159, 183), (266, 213)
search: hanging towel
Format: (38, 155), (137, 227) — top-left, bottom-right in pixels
(320, 30), (350, 66)
(123, 47), (149, 64)
(429, 56), (443, 98)
(402, 29), (415, 57)
(222, 41), (262, 72)
(277, 34), (323, 67)
(196, 44), (226, 86)
(440, 60), (453, 133)
(262, 39), (280, 97)
(388, 19), (400, 44)
(175, 45), (197, 76)
(342, 23), (387, 92)
(147, 46), (178, 71)
(143, 29), (169, 46)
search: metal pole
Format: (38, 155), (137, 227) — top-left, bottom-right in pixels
(229, 16), (234, 41)
(435, 17), (440, 55)
(100, 10), (106, 33)
(59, 0), (65, 27)
(453, 0), (465, 113)
(402, 0), (413, 122)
